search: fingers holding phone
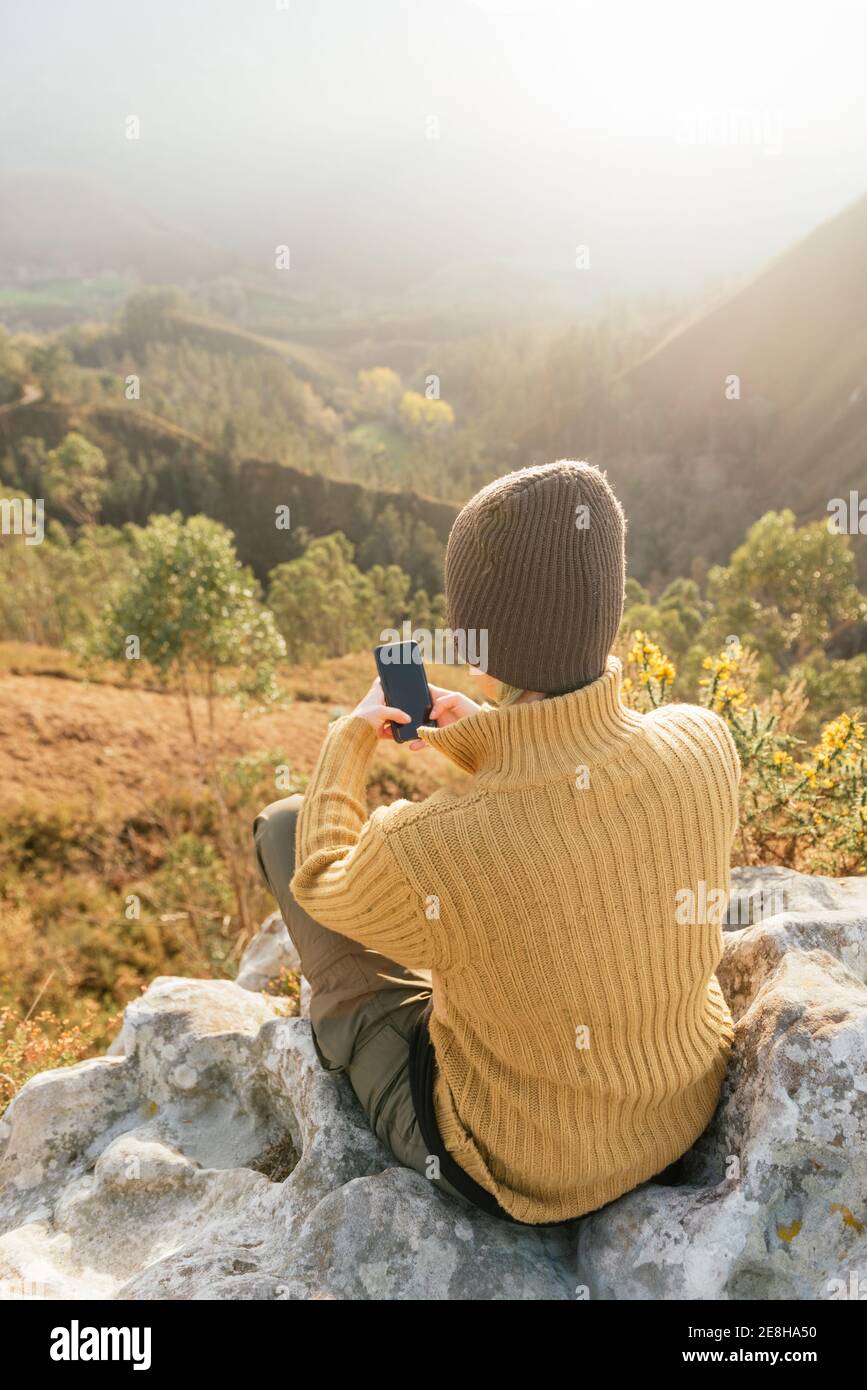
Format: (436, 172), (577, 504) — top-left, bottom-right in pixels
(350, 678), (413, 740)
(355, 657), (484, 751)
(427, 683), (482, 727)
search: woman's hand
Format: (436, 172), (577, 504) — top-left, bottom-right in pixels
(350, 679), (412, 740)
(348, 680), (482, 751)
(427, 683), (482, 728)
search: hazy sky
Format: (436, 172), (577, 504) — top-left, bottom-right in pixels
(2, 0), (866, 300)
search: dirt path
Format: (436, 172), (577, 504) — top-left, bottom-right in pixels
(0, 383), (43, 417)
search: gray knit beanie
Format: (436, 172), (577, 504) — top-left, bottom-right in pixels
(444, 460), (626, 694)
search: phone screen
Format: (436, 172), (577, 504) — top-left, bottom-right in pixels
(374, 640), (433, 742)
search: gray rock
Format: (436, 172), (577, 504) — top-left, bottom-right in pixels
(236, 910), (310, 1016)
(0, 868), (864, 1300)
(578, 867), (867, 1301)
(235, 910), (300, 993)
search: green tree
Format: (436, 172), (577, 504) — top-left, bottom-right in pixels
(704, 511), (865, 667)
(356, 367), (403, 418)
(27, 341), (71, 400)
(96, 512), (285, 729)
(268, 533), (442, 663)
(367, 563), (411, 634)
(93, 513), (286, 936)
(409, 586), (447, 636)
(43, 432), (108, 526)
(399, 390), (455, 435)
(121, 288), (183, 347)
(0, 520), (134, 648)
(355, 505), (445, 594)
(0, 327), (26, 405)
(268, 533), (376, 663)
(623, 577), (650, 608)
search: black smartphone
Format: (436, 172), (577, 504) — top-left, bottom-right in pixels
(373, 640), (433, 742)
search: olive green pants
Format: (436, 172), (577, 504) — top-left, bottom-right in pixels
(253, 795), (465, 1204)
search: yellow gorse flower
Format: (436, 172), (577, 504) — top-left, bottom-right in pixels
(627, 632), (676, 688)
(818, 713), (864, 753)
(698, 642), (748, 716)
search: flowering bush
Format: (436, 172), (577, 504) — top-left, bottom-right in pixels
(622, 631), (677, 708)
(0, 1004), (111, 1110)
(621, 632), (866, 875)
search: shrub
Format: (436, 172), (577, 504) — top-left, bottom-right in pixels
(621, 631), (866, 874)
(0, 1003), (113, 1112)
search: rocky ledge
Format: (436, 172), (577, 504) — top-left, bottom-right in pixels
(0, 867), (864, 1300)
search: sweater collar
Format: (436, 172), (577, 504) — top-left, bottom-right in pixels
(417, 657), (640, 781)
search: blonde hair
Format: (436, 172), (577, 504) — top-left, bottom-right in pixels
(496, 682), (527, 708)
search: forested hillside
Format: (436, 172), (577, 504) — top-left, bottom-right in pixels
(3, 190), (866, 590)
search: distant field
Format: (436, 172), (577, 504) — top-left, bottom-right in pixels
(0, 278), (134, 306)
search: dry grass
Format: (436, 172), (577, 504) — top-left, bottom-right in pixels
(0, 642), (472, 1104)
(0, 644), (471, 815)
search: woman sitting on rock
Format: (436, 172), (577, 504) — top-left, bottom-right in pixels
(254, 461), (739, 1225)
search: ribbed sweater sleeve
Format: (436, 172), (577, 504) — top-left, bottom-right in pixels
(290, 714), (438, 968)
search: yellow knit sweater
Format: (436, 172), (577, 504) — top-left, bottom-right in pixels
(292, 657), (738, 1224)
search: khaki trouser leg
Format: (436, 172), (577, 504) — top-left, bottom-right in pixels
(252, 795), (466, 1204)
